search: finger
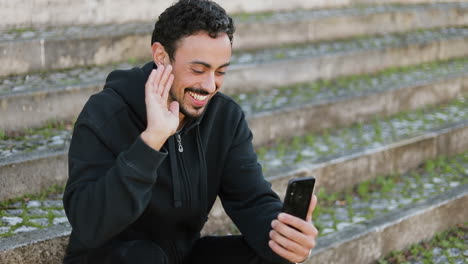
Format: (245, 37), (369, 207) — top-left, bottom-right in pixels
(152, 65), (165, 95)
(278, 214), (318, 238)
(162, 73), (174, 103)
(145, 69), (158, 97)
(306, 194), (318, 222)
(169, 101), (179, 117)
(269, 230), (308, 256)
(268, 240), (304, 263)
(158, 65), (172, 96)
(271, 220), (312, 248)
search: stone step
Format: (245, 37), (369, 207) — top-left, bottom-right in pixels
(2, 0), (466, 31)
(377, 223), (467, 264)
(207, 153), (468, 264)
(227, 26), (468, 94)
(235, 3), (468, 50)
(2, 24), (468, 130)
(205, 98), (468, 234)
(1, 92), (468, 201)
(245, 59), (468, 146)
(1, 151), (467, 263)
(308, 183), (467, 264)
(2, 3), (467, 78)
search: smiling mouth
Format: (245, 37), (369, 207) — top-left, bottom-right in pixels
(188, 91), (209, 102)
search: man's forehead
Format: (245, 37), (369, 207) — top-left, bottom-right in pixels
(174, 31), (232, 66)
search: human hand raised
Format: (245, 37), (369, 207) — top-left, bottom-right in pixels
(269, 195), (319, 263)
(141, 65), (179, 151)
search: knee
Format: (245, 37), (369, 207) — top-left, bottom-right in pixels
(111, 240), (169, 264)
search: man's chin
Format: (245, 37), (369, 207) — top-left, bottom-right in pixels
(180, 105), (205, 120)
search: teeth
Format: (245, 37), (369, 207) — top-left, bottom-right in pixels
(188, 91), (208, 101)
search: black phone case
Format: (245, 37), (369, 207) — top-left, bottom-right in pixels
(282, 177), (316, 220)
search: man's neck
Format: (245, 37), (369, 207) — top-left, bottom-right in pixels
(177, 114), (186, 132)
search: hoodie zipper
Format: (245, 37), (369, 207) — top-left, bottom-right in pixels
(176, 133), (183, 152)
(175, 132), (192, 208)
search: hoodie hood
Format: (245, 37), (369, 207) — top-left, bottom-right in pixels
(103, 61), (154, 128)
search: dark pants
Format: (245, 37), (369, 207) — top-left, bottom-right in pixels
(78, 236), (273, 264)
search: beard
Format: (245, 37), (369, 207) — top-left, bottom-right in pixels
(170, 88), (208, 120)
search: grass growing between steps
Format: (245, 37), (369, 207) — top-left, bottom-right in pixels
(2, 120), (73, 140)
(232, 57), (468, 114)
(231, 3), (468, 24)
(1, 152), (467, 239)
(0, 59), (146, 95)
(311, 153), (468, 236)
(0, 184), (65, 238)
(0, 120), (74, 158)
(377, 222), (468, 264)
(256, 96), (468, 174)
(231, 26), (468, 65)
(211, 152), (468, 237)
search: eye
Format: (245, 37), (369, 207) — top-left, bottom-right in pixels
(216, 71), (226, 76)
(192, 69), (204, 74)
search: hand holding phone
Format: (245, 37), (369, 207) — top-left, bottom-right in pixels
(270, 177), (317, 263)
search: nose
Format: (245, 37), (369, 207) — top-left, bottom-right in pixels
(201, 72), (217, 93)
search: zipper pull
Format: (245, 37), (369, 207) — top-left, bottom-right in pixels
(176, 133), (183, 152)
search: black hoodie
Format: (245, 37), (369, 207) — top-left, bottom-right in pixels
(63, 62), (286, 263)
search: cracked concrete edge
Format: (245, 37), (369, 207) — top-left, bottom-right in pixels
(307, 183), (468, 264)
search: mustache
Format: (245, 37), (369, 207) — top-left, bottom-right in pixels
(185, 88), (210, 95)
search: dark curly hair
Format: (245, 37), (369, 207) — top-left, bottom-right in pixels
(151, 0), (235, 61)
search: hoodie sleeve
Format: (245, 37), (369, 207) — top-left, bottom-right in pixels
(219, 111), (290, 264)
(63, 119), (167, 249)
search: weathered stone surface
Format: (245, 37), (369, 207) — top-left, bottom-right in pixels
(3, 0), (465, 30)
(203, 122), (468, 235)
(5, 209), (23, 216)
(13, 226), (38, 234)
(2, 184), (465, 264)
(249, 75), (468, 146)
(0, 151), (68, 201)
(52, 218), (68, 226)
(0, 84), (101, 131)
(29, 219), (50, 227)
(1, 217), (23, 226)
(306, 184), (468, 264)
(0, 225), (70, 264)
(43, 200), (63, 208)
(224, 36), (468, 95)
(26, 201), (41, 208)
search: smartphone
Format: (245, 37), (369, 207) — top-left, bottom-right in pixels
(282, 177), (316, 220)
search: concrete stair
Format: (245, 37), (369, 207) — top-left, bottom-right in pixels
(2, 0), (467, 30)
(1, 1), (468, 263)
(3, 27), (468, 130)
(2, 3), (468, 77)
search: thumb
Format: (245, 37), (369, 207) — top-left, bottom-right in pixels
(169, 101), (179, 116)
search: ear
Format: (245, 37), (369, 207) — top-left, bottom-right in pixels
(151, 42), (170, 67)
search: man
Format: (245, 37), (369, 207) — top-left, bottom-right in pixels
(63, 0), (318, 263)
